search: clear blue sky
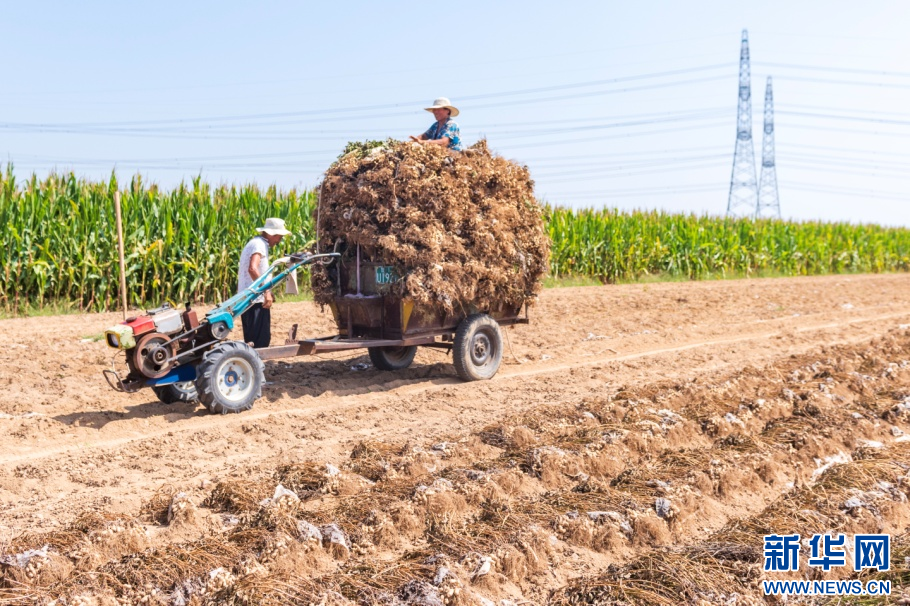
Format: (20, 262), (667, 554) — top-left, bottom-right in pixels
(2, 1), (909, 226)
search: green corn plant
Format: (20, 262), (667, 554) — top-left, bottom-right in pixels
(0, 166), (316, 314)
(545, 206), (910, 283)
(1, 165), (909, 315)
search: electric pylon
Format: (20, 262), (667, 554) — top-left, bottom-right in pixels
(757, 77), (781, 218)
(726, 29), (759, 217)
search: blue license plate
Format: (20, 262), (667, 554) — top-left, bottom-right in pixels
(375, 266), (397, 284)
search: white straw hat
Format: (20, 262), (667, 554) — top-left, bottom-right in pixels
(425, 97), (460, 117)
(258, 217), (292, 236)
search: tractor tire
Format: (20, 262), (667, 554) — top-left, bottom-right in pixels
(194, 341), (264, 414)
(453, 314), (503, 381)
(368, 345), (418, 371)
(152, 381), (198, 404)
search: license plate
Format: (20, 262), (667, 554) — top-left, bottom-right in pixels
(375, 266), (397, 285)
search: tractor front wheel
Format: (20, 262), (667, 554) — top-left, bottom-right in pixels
(152, 381), (198, 404)
(195, 342), (264, 414)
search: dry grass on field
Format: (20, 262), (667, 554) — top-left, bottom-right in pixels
(3, 332), (910, 604)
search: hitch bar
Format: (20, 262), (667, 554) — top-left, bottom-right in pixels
(103, 369), (143, 393)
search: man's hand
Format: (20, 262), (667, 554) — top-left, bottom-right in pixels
(262, 291), (274, 309)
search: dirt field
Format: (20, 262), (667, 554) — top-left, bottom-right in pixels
(1, 274), (909, 604)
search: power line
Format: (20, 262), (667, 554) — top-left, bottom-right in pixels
(14, 150), (904, 177)
(553, 182), (910, 205)
(781, 182), (910, 203)
(459, 64), (734, 102)
(777, 109), (910, 127)
(751, 30), (903, 42)
(777, 160), (910, 181)
(542, 160), (726, 184)
(782, 142), (910, 159)
(473, 107), (730, 130)
(527, 154), (726, 170)
(780, 151), (910, 170)
(532, 154), (728, 177)
(6, 144), (734, 170)
(1, 34), (737, 98)
(5, 73), (733, 136)
(776, 121), (910, 139)
(774, 75), (910, 90)
(493, 111), (729, 141)
(513, 145), (730, 163)
(546, 186), (722, 200)
(755, 61), (910, 79)
(0, 65), (735, 130)
(539, 183), (721, 197)
(504, 120), (731, 150)
(0, 109), (732, 142)
(780, 103), (910, 120)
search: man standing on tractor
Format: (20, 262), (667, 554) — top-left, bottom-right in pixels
(238, 218), (292, 348)
(410, 97), (462, 151)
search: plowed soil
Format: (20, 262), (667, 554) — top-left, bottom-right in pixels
(1, 274), (909, 605)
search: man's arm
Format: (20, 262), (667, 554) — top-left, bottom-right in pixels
(421, 136), (450, 147)
(248, 253), (263, 279)
(410, 123), (437, 142)
(248, 252), (274, 308)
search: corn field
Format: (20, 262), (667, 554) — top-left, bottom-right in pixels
(2, 167), (909, 314)
(0, 167), (314, 313)
(547, 207), (910, 281)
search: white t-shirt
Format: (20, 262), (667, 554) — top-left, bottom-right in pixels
(238, 235), (269, 303)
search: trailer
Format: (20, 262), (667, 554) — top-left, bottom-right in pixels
(260, 252), (528, 368)
(103, 250), (528, 414)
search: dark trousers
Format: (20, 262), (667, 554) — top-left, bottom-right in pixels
(241, 303), (271, 348)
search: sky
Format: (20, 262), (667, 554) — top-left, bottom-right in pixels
(1, 0), (909, 226)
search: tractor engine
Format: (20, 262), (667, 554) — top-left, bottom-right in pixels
(105, 303), (200, 380)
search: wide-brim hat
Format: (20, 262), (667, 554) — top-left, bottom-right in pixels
(425, 97), (459, 117)
(258, 217), (292, 236)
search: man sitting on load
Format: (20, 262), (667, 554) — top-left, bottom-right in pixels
(410, 97), (463, 151)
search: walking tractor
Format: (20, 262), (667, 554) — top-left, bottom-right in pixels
(104, 252), (339, 412)
(103, 247), (529, 414)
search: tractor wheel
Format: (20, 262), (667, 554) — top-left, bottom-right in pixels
(152, 381), (198, 404)
(195, 342), (264, 414)
(368, 345), (418, 371)
(453, 314), (503, 381)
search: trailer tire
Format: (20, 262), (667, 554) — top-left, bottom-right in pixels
(195, 341), (264, 414)
(368, 345), (418, 371)
(152, 381), (198, 404)
(453, 314), (503, 381)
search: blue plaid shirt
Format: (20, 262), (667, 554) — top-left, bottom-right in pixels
(423, 118), (462, 151)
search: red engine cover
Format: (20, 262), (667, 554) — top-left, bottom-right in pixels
(124, 315), (155, 337)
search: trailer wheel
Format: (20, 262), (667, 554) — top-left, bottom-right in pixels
(453, 314), (503, 381)
(152, 381), (198, 404)
(195, 342), (264, 414)
(368, 345), (418, 371)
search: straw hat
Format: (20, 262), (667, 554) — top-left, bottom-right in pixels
(258, 217), (292, 236)
(425, 97), (460, 117)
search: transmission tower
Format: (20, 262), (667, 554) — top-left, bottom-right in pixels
(726, 29), (759, 217)
(757, 77), (781, 218)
